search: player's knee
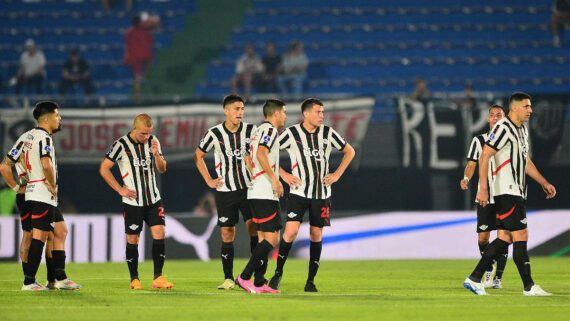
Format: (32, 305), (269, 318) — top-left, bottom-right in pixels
(478, 234), (490, 244)
(126, 234), (140, 244)
(54, 225), (68, 241)
(283, 229), (298, 242)
(220, 227), (236, 242)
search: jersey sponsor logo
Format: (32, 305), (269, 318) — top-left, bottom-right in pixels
(520, 218), (527, 224)
(489, 133), (495, 141)
(479, 225), (488, 231)
(129, 224), (139, 230)
(303, 147), (325, 160)
(287, 212), (297, 218)
(225, 148), (247, 160)
(218, 217), (228, 223)
(133, 157), (152, 168)
(44, 145), (52, 153)
(263, 135), (271, 143)
(10, 148), (18, 156)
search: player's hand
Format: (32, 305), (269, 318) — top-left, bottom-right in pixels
(323, 172), (340, 187)
(151, 139), (159, 156)
(476, 188), (489, 207)
(208, 177), (224, 189)
(282, 172), (301, 190)
(541, 182), (557, 199)
(118, 186), (137, 200)
(460, 178), (469, 190)
(43, 182), (58, 201)
(272, 178), (284, 198)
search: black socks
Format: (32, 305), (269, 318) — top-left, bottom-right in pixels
(126, 242), (139, 281)
(152, 239), (165, 279)
(221, 241), (235, 280)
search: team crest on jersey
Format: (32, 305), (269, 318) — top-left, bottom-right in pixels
(245, 138), (250, 144)
(44, 145), (51, 152)
(488, 133), (495, 141)
(10, 148), (18, 156)
(322, 138), (329, 145)
(263, 135), (271, 143)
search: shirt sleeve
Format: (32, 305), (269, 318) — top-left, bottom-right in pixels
(329, 127), (347, 151)
(6, 137), (26, 162)
(198, 130), (215, 153)
(105, 140), (123, 162)
(278, 129), (293, 150)
(245, 124), (256, 154)
(39, 135), (54, 159)
(466, 137), (481, 162)
(486, 124), (509, 151)
(259, 126), (278, 150)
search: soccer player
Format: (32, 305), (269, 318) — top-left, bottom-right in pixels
(194, 94), (258, 290)
(268, 98), (355, 292)
(460, 105), (507, 289)
(99, 113), (173, 290)
(17, 101), (81, 290)
(463, 92), (557, 296)
(236, 99), (287, 294)
(0, 128), (57, 289)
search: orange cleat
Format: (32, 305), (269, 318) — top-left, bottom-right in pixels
(152, 276), (173, 289)
(130, 279), (143, 290)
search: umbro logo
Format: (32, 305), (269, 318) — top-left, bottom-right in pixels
(479, 225), (488, 231)
(287, 212), (297, 218)
(129, 224), (139, 230)
(219, 217), (228, 223)
(520, 218), (527, 224)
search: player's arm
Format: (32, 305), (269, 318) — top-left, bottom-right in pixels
(41, 156), (57, 199)
(526, 157), (556, 199)
(323, 142), (355, 187)
(257, 145), (283, 197)
(193, 148), (223, 189)
(150, 139), (166, 173)
(279, 166), (301, 189)
(0, 156), (20, 191)
(475, 145), (496, 207)
(99, 158), (136, 200)
(460, 161), (477, 191)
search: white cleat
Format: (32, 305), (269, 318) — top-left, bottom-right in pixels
(482, 264), (496, 288)
(463, 277), (488, 295)
(21, 282), (48, 291)
(523, 284), (552, 296)
(54, 278), (82, 290)
(492, 278), (503, 289)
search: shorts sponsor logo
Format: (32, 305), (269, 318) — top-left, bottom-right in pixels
(287, 212), (297, 218)
(219, 217), (228, 223)
(129, 224), (139, 230)
(479, 225), (488, 230)
(520, 218), (527, 224)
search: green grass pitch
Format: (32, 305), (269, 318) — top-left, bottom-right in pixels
(0, 258), (569, 321)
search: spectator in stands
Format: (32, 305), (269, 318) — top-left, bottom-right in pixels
(15, 39), (46, 95)
(102, 0), (133, 12)
(124, 13), (159, 96)
(59, 49), (93, 95)
(410, 77), (431, 102)
(551, 0), (570, 47)
(448, 85), (476, 110)
(258, 42), (281, 93)
(231, 44), (263, 97)
(277, 41), (308, 96)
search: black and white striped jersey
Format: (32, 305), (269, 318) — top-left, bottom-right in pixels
(485, 116), (529, 199)
(5, 129), (33, 186)
(198, 122), (256, 192)
(106, 133), (163, 207)
(279, 123), (346, 199)
(466, 132), (496, 204)
(23, 128), (58, 206)
(248, 122), (280, 200)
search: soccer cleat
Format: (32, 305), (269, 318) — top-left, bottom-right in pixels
(152, 276), (173, 289)
(55, 278), (82, 290)
(268, 272), (282, 290)
(304, 281), (318, 292)
(217, 279), (235, 290)
(463, 277), (488, 295)
(130, 279), (143, 290)
(46, 281), (56, 290)
(257, 284), (280, 294)
(492, 278), (502, 289)
(523, 284), (552, 296)
(21, 282), (48, 291)
(482, 265), (496, 288)
(236, 274), (258, 294)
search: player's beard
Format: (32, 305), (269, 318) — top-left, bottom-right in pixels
(52, 123), (62, 133)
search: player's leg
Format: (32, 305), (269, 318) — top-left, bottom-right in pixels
(215, 191), (241, 288)
(304, 198), (330, 292)
(16, 194), (32, 278)
(148, 202), (172, 289)
(240, 194), (258, 254)
(23, 202), (53, 290)
(51, 209), (81, 290)
(124, 204), (144, 289)
(20, 231), (31, 277)
(490, 202), (508, 288)
(44, 232), (55, 289)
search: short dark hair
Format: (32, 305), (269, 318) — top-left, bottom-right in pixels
(69, 48), (79, 56)
(223, 94), (245, 109)
(301, 98), (323, 113)
(262, 99), (285, 118)
(488, 104), (505, 114)
(509, 92), (531, 106)
(33, 101), (59, 121)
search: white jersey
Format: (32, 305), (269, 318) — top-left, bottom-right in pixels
(466, 133), (496, 204)
(24, 128), (58, 206)
(247, 122), (280, 201)
(105, 133), (163, 207)
(5, 129), (34, 186)
(486, 117), (529, 199)
(279, 123), (346, 199)
(198, 122), (256, 192)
